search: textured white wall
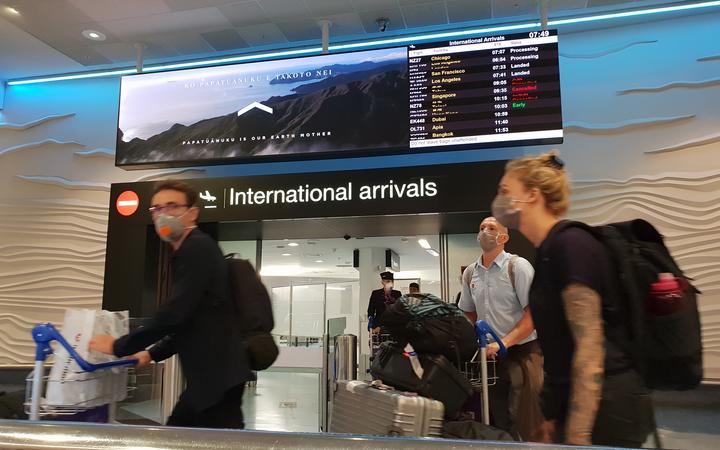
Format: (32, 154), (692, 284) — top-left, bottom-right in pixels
(1, 12), (718, 380)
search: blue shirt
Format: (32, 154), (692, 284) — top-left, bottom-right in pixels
(459, 251), (537, 345)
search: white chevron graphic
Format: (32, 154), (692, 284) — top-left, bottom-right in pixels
(237, 102), (273, 116)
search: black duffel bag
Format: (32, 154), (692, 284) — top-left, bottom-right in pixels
(370, 343), (473, 417)
(381, 294), (477, 365)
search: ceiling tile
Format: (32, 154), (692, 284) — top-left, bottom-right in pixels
(200, 28), (249, 51)
(349, 0), (390, 11)
(219, 1), (269, 27)
(66, 0), (172, 22)
(55, 45), (115, 66)
(491, 0), (537, 18)
(235, 23), (288, 46)
(154, 32), (215, 55)
(358, 7), (407, 33)
(92, 42), (136, 62)
(143, 42), (182, 60)
(548, 0), (589, 12)
(257, 0), (311, 21)
(398, 0), (439, 5)
(588, 0), (634, 6)
(8, 0), (96, 25)
(102, 7), (232, 39)
(401, 2), (448, 28)
(446, 0), (492, 23)
(276, 18), (322, 42)
(326, 12), (366, 36)
(305, 0), (354, 16)
(162, 0), (240, 11)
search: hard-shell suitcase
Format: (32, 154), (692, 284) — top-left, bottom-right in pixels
(370, 343), (473, 416)
(330, 380), (444, 437)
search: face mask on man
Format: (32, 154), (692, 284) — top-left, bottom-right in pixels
(477, 230), (502, 252)
(154, 213), (190, 242)
(383, 282), (394, 291)
(491, 195), (530, 229)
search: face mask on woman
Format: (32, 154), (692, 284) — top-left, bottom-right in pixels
(491, 195), (531, 229)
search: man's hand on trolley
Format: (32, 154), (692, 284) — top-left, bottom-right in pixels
(132, 350), (152, 368)
(89, 334), (116, 355)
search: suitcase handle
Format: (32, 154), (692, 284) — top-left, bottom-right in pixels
(32, 323), (138, 372)
(475, 320), (507, 358)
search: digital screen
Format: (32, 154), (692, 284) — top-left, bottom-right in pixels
(116, 31), (561, 168)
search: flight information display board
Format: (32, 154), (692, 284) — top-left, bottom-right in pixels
(408, 30), (562, 148)
(116, 30), (562, 169)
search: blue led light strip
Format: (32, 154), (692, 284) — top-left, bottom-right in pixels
(7, 1), (720, 86)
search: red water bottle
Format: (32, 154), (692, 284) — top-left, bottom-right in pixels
(648, 273), (684, 316)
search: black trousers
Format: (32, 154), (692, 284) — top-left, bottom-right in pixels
(167, 384), (245, 429)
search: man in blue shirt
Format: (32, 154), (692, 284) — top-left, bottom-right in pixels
(459, 217), (543, 441)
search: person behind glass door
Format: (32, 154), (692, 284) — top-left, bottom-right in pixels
(367, 271), (402, 333)
(408, 282), (421, 295)
(89, 180), (252, 429)
(492, 151), (653, 447)
(458, 216), (543, 441)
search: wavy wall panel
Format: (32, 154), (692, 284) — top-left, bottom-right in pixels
(0, 199), (107, 365)
(569, 172), (720, 379)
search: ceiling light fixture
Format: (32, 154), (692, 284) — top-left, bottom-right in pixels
(281, 253), (292, 256)
(5, 6), (20, 15)
(418, 239), (431, 249)
(82, 30), (106, 41)
(7, 1), (720, 85)
(287, 242), (299, 247)
(427, 249), (440, 257)
(315, 259), (324, 263)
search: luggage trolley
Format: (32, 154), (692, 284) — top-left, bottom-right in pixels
(26, 323), (138, 421)
(459, 320), (507, 425)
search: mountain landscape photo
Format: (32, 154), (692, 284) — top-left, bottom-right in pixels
(116, 48), (409, 165)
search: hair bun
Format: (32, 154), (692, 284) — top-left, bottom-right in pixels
(542, 150), (564, 170)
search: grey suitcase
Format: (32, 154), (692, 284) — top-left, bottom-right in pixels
(330, 380), (444, 437)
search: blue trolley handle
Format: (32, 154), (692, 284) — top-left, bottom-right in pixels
(32, 323), (137, 372)
(475, 320), (507, 358)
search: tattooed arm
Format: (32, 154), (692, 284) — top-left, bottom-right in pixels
(561, 283), (606, 445)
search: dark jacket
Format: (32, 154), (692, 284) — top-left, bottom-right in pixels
(113, 229), (251, 411)
(367, 288), (402, 326)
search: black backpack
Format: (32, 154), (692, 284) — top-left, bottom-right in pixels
(558, 220), (703, 390)
(381, 294), (478, 365)
(225, 255), (278, 371)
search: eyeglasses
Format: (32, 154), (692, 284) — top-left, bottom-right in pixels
(148, 203), (190, 215)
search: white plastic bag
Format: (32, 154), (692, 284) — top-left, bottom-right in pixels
(45, 309), (130, 407)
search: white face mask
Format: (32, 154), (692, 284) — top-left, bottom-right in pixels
(477, 230), (504, 252)
(383, 282), (394, 291)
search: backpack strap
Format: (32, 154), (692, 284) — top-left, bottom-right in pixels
(463, 261), (477, 287)
(507, 254), (518, 293)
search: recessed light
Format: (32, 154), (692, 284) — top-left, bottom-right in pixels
(287, 242), (299, 247)
(82, 29), (106, 41)
(281, 253), (292, 256)
(5, 6), (20, 15)
(315, 259), (324, 263)
(418, 239), (431, 249)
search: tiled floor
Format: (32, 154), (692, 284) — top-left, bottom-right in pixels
(243, 371), (321, 433)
